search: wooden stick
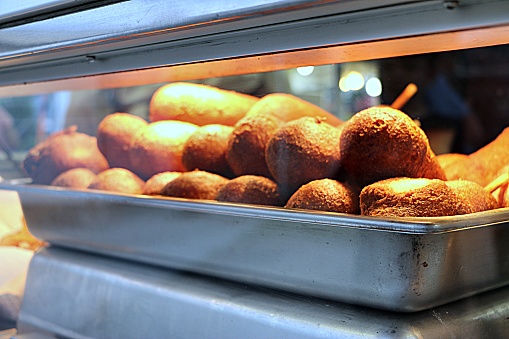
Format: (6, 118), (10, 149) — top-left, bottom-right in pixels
(391, 83), (418, 110)
(484, 172), (509, 193)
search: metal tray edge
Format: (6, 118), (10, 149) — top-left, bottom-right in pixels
(2, 179), (509, 235)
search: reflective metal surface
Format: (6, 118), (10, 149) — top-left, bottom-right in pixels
(16, 246), (509, 338)
(1, 1), (509, 95)
(7, 332), (54, 339)
(3, 181), (509, 312)
(0, 1), (109, 25)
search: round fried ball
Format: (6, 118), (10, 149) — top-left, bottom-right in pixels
(50, 168), (98, 189)
(143, 171), (182, 195)
(129, 120), (198, 180)
(227, 113), (283, 179)
(23, 126), (109, 185)
(96, 112), (148, 169)
(266, 117), (341, 194)
(182, 124), (234, 178)
(339, 107), (446, 188)
(285, 179), (359, 214)
(88, 168), (145, 194)
(161, 170), (229, 200)
(215, 175), (285, 206)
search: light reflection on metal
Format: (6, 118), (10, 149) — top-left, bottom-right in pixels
(0, 25), (509, 98)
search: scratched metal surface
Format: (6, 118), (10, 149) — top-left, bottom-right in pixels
(15, 246), (509, 338)
(2, 181), (509, 312)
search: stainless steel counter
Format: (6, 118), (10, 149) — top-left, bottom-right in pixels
(15, 246), (509, 339)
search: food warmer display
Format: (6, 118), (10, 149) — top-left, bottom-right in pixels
(2, 0), (509, 338)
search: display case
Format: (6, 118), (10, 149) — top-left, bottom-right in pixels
(1, 0), (509, 338)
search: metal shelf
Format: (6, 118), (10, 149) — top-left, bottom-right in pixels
(1, 1), (509, 95)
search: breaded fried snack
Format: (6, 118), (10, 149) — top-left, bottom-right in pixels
(149, 82), (259, 126)
(50, 168), (97, 189)
(182, 124), (234, 178)
(245, 93), (343, 127)
(489, 164), (509, 208)
(143, 171), (182, 196)
(215, 175), (285, 206)
(266, 117), (341, 194)
(96, 112), (148, 169)
(339, 106), (446, 188)
(227, 113), (283, 179)
(88, 168), (145, 194)
(436, 153), (470, 181)
(285, 179), (359, 214)
(446, 127), (509, 186)
(161, 170), (229, 200)
(129, 120), (198, 180)
(436, 153), (469, 169)
(360, 177), (496, 217)
(445, 180), (498, 213)
(23, 126), (109, 185)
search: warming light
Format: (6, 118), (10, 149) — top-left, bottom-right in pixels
(296, 66), (314, 76)
(365, 77), (382, 97)
(339, 71), (364, 92)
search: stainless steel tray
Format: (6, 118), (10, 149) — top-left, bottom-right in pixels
(17, 246), (509, 338)
(2, 180), (509, 312)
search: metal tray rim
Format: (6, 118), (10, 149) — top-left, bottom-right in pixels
(2, 179), (508, 235)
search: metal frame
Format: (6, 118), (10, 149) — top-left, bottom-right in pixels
(1, 0), (509, 95)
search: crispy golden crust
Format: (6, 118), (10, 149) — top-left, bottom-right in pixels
(161, 170), (229, 200)
(215, 175), (285, 206)
(360, 177), (496, 217)
(436, 153), (470, 181)
(245, 93), (343, 126)
(96, 112), (148, 169)
(23, 127), (109, 185)
(143, 171), (182, 195)
(149, 82), (258, 126)
(129, 120), (198, 180)
(227, 113), (283, 178)
(339, 107), (446, 188)
(360, 178), (464, 217)
(445, 180), (498, 213)
(50, 168), (98, 189)
(285, 179), (359, 214)
(446, 127), (509, 186)
(266, 117), (342, 194)
(88, 168), (145, 194)
(182, 124), (234, 178)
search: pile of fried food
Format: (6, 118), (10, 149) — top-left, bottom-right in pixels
(21, 82), (509, 218)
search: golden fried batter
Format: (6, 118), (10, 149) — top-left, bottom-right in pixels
(161, 170), (229, 200)
(216, 175), (285, 206)
(360, 177), (496, 217)
(286, 179), (359, 214)
(339, 107), (446, 188)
